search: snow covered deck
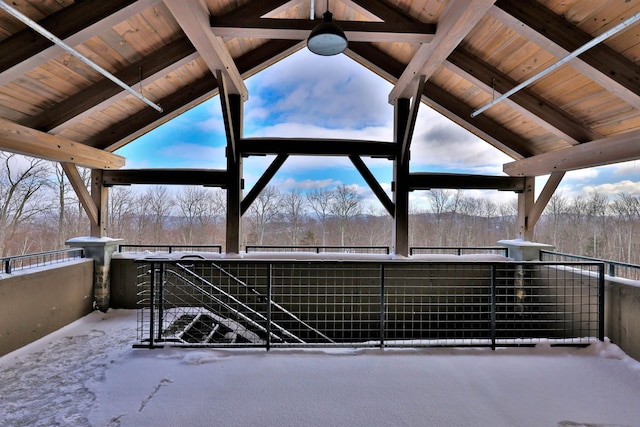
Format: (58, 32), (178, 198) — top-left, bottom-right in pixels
(1, 310), (639, 426)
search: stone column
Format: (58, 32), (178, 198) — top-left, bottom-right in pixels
(497, 238), (554, 261)
(66, 237), (124, 312)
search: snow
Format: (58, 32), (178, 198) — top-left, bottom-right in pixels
(115, 251), (511, 262)
(1, 310), (640, 427)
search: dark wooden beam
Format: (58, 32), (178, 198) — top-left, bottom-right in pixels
(348, 42), (538, 159)
(400, 75), (425, 165)
(210, 17), (435, 43)
(102, 169), (227, 186)
(392, 98), (410, 256)
(218, 70), (242, 162)
(0, 0), (160, 85)
(491, 0), (640, 109)
(349, 155), (394, 216)
(240, 137), (397, 157)
(241, 154), (289, 215)
(23, 37), (196, 131)
(408, 173), (526, 192)
(445, 49), (601, 144)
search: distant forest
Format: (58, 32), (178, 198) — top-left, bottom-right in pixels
(2, 152), (639, 265)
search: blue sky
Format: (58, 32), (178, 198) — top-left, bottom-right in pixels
(116, 48), (640, 210)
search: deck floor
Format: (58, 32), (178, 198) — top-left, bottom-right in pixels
(1, 310), (639, 427)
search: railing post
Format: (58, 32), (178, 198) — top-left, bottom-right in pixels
(158, 263), (165, 342)
(266, 263), (272, 351)
(598, 263), (605, 341)
(149, 262), (156, 349)
(490, 264), (496, 350)
(380, 264), (385, 349)
(608, 263), (615, 277)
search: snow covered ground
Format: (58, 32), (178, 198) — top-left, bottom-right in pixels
(1, 310), (640, 427)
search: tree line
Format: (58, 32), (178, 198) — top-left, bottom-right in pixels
(2, 152), (640, 265)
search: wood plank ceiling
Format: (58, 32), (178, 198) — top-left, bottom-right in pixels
(1, 0), (640, 182)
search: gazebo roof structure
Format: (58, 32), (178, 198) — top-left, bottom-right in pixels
(1, 0), (640, 253)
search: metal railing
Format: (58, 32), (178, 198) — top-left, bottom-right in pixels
(245, 245), (390, 254)
(409, 246), (509, 256)
(1, 248), (84, 274)
(540, 250), (640, 280)
(135, 259), (604, 350)
(119, 244), (222, 254)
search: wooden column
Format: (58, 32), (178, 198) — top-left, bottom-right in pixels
(393, 98), (410, 256)
(517, 176), (535, 240)
(224, 93), (243, 253)
(90, 169), (108, 238)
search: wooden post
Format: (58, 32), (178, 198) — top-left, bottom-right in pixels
(393, 98), (410, 256)
(90, 169), (107, 238)
(225, 93), (243, 253)
(517, 176), (535, 240)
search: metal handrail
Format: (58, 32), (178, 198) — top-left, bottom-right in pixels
(245, 245), (390, 254)
(540, 250), (640, 279)
(119, 244), (222, 254)
(1, 248), (84, 274)
(409, 246), (509, 256)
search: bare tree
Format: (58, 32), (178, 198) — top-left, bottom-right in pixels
(108, 186), (135, 238)
(307, 188), (333, 246)
(610, 193), (640, 262)
(330, 185), (363, 246)
(282, 189), (306, 245)
(428, 189), (455, 245)
(0, 153), (51, 256)
(174, 186), (225, 245)
(247, 185), (281, 245)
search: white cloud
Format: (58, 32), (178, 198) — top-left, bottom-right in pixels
(276, 177), (340, 190)
(246, 121), (392, 141)
(612, 160), (640, 176)
(564, 168), (600, 181)
(583, 180), (640, 196)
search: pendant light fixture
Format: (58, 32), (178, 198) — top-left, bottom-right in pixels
(307, 11), (348, 56)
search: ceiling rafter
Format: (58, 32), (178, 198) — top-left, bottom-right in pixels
(489, 0), (640, 110)
(389, 0), (496, 103)
(0, 118), (124, 169)
(97, 39), (300, 152)
(23, 37), (197, 132)
(503, 129), (640, 176)
(164, 0), (247, 100)
(445, 49), (602, 145)
(0, 0), (161, 86)
(345, 0), (422, 23)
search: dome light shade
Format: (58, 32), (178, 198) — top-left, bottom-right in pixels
(307, 11), (348, 56)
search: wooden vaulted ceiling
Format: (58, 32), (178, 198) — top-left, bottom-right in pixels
(1, 0), (640, 179)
